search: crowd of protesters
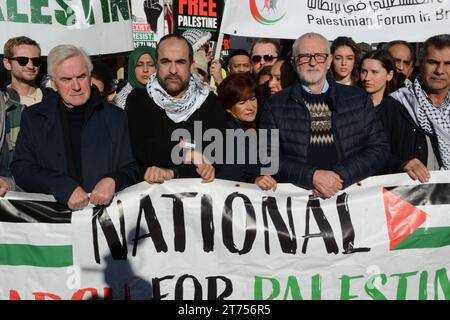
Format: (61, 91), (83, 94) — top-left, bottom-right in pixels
(0, 30), (448, 209)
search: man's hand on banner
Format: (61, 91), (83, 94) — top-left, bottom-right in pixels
(68, 186), (90, 210)
(402, 158), (430, 183)
(144, 0), (163, 32)
(90, 177), (116, 207)
(187, 150), (215, 183)
(0, 177), (13, 197)
(255, 175), (277, 191)
(312, 169), (343, 198)
(144, 166), (175, 183)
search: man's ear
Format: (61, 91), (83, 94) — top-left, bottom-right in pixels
(3, 58), (12, 71)
(387, 70), (394, 82)
(50, 79), (57, 91)
(325, 55), (333, 71)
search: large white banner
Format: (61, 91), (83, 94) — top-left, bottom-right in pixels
(1, 172), (450, 300)
(221, 0), (450, 42)
(0, 0), (133, 55)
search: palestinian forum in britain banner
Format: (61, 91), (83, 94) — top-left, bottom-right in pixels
(221, 0), (450, 42)
(0, 171), (450, 300)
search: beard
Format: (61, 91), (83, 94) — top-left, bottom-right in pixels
(157, 74), (191, 97)
(297, 69), (327, 86)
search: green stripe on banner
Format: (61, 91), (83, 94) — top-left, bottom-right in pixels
(0, 244), (73, 267)
(393, 227), (450, 250)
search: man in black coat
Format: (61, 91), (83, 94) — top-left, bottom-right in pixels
(382, 34), (450, 182)
(259, 32), (389, 198)
(125, 34), (226, 184)
(11, 45), (139, 209)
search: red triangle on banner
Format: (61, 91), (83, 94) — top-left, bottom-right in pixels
(383, 188), (428, 250)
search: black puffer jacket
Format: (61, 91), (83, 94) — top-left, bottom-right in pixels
(258, 80), (389, 189)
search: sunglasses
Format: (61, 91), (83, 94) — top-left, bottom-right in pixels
(9, 56), (42, 67)
(251, 54), (278, 64)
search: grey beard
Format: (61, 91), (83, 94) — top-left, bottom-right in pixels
(297, 72), (326, 86)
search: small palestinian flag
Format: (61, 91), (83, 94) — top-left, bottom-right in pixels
(383, 183), (450, 250)
(0, 199), (73, 267)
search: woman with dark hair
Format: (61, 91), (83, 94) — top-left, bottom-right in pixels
(112, 46), (156, 108)
(217, 73), (277, 190)
(330, 36), (360, 85)
(268, 58), (297, 95)
(91, 60), (117, 102)
(359, 49), (397, 107)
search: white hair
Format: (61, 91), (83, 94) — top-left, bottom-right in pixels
(292, 33), (331, 57)
(47, 44), (93, 78)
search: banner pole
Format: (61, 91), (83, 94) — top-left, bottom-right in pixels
(210, 31), (225, 88)
(209, 0), (227, 88)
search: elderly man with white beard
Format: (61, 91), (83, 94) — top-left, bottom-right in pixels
(259, 32), (389, 198)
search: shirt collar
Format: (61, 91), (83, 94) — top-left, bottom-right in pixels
(302, 80), (329, 94)
(424, 88), (450, 109)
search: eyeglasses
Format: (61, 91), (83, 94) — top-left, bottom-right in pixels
(294, 53), (329, 64)
(251, 54), (278, 64)
(8, 56), (42, 67)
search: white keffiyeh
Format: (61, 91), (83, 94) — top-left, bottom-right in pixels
(411, 77), (450, 170)
(147, 73), (211, 123)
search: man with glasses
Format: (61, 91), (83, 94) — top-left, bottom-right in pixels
(2, 37), (50, 148)
(250, 38), (280, 75)
(259, 32), (388, 198)
(11, 45), (139, 209)
(0, 36), (49, 194)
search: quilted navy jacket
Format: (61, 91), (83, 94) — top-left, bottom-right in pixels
(258, 80), (389, 190)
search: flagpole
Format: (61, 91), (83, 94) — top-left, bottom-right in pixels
(210, 0), (227, 88)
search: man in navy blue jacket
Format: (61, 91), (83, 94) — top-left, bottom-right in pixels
(11, 45), (139, 209)
(259, 32), (389, 198)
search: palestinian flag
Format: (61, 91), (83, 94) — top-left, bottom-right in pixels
(0, 199), (73, 267)
(383, 183), (450, 250)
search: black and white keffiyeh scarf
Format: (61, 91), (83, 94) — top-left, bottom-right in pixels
(147, 73), (211, 123)
(411, 77), (450, 170)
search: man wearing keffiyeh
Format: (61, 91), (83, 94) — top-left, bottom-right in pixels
(125, 34), (227, 184)
(385, 34), (450, 182)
